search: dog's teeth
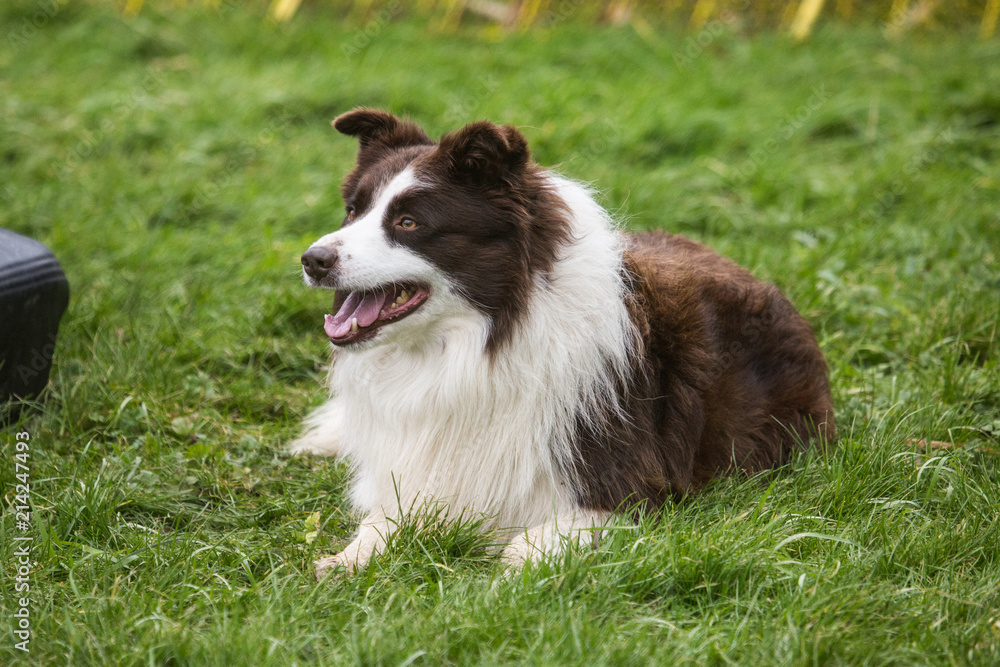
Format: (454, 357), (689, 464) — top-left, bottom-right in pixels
(350, 318), (358, 332)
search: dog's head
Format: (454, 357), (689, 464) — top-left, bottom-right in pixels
(301, 109), (568, 352)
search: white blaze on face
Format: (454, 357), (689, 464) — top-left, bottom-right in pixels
(309, 167), (436, 291)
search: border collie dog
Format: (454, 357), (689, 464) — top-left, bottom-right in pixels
(291, 108), (834, 578)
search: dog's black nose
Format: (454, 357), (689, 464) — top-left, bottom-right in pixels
(301, 246), (338, 280)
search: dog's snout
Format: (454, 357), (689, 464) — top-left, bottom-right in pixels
(301, 246), (338, 280)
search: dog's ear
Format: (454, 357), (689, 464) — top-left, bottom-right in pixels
(436, 121), (530, 186)
(332, 108), (433, 150)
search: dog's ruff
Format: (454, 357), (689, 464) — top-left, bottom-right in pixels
(290, 109), (835, 578)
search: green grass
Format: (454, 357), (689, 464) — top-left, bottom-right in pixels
(2, 3), (1000, 664)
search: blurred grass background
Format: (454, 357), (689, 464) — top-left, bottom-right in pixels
(1, 0), (999, 664)
(43, 0), (1000, 39)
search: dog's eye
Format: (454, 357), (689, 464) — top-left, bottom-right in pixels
(399, 218), (417, 230)
(345, 207), (356, 222)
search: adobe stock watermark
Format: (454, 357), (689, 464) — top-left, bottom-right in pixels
(733, 84), (831, 181)
(10, 431), (34, 653)
(182, 109), (295, 221)
(673, 0), (750, 70)
(563, 118), (623, 167)
(442, 75), (501, 127)
(538, 0), (587, 28)
(341, 0), (402, 59)
(708, 301), (779, 385)
(10, 333), (58, 390)
(860, 123), (956, 223)
(880, 1), (939, 39)
(61, 67), (167, 175)
(5, 0), (68, 51)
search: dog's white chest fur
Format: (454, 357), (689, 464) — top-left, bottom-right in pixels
(334, 326), (571, 531)
(329, 177), (629, 527)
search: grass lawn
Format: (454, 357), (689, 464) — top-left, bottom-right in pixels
(2, 3), (1000, 664)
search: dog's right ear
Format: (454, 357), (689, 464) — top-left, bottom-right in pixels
(332, 108), (433, 150)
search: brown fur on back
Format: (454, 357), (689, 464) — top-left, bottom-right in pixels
(571, 232), (835, 511)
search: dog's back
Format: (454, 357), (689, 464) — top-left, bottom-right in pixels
(570, 231), (835, 512)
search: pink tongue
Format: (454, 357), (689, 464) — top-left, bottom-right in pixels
(323, 290), (388, 339)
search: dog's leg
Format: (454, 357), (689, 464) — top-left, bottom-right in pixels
(287, 399), (344, 456)
(500, 509), (611, 568)
(314, 510), (393, 579)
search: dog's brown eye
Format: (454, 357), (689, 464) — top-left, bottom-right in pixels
(399, 218), (417, 230)
(346, 207), (356, 222)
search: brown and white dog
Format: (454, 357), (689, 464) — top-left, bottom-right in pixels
(290, 108), (835, 578)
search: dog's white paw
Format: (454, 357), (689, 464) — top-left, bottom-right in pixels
(313, 540), (375, 581)
(287, 435), (339, 457)
(500, 534), (546, 570)
(314, 553), (349, 580)
(313, 512), (389, 581)
(314, 552), (359, 579)
(500, 511), (610, 571)
(289, 400), (344, 457)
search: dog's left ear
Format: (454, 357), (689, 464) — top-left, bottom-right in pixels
(436, 121), (530, 186)
(333, 108), (433, 150)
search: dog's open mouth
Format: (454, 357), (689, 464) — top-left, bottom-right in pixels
(324, 283), (430, 346)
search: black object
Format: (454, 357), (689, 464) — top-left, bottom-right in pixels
(1, 229), (69, 416)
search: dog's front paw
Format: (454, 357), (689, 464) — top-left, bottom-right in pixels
(289, 400), (345, 457)
(314, 542), (373, 580)
(314, 553), (350, 580)
(287, 435), (339, 457)
(314, 551), (366, 579)
(500, 534), (543, 570)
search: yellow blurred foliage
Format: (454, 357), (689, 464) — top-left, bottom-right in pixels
(99, 0), (998, 38)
